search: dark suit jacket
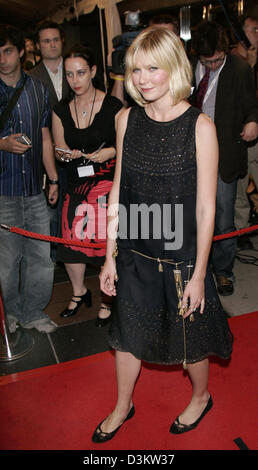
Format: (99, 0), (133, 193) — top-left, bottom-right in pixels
(29, 60), (69, 109)
(190, 54), (258, 183)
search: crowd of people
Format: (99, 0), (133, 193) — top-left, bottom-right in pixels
(0, 11), (257, 440)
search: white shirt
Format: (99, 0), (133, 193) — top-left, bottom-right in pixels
(195, 57), (226, 121)
(44, 57), (63, 101)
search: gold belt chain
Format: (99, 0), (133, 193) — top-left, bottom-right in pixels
(130, 249), (184, 272)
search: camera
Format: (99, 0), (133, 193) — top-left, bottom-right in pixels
(16, 134), (31, 145)
(111, 11), (144, 75)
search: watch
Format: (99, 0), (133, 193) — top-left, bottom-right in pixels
(48, 179), (59, 185)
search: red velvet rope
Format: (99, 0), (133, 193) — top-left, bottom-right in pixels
(0, 223), (257, 328)
(0, 225), (105, 248)
(0, 223), (258, 246)
(213, 224), (258, 241)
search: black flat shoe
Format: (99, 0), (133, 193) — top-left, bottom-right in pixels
(60, 289), (92, 318)
(95, 303), (112, 328)
(169, 396), (213, 434)
(92, 406), (135, 443)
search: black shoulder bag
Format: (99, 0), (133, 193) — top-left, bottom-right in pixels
(0, 75), (28, 133)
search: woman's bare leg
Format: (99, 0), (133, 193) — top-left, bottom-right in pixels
(177, 358), (210, 425)
(100, 350), (141, 433)
(65, 263), (87, 308)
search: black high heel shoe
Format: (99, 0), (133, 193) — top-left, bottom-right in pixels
(92, 405), (135, 443)
(60, 289), (92, 318)
(169, 396), (213, 434)
(95, 303), (112, 328)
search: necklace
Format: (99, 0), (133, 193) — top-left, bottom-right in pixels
(74, 88), (96, 128)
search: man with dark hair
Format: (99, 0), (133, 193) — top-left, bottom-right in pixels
(232, 15), (258, 250)
(0, 24), (58, 333)
(35, 21), (64, 44)
(30, 21), (69, 261)
(192, 21), (258, 296)
(232, 15), (258, 69)
(30, 21), (68, 108)
(149, 13), (179, 35)
(0, 23), (25, 52)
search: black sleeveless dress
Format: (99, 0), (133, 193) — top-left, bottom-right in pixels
(109, 105), (233, 366)
(53, 95), (123, 264)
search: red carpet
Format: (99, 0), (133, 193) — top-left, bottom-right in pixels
(0, 312), (257, 451)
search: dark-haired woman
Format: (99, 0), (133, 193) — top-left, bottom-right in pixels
(52, 45), (123, 325)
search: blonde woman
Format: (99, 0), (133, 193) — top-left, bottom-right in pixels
(92, 27), (233, 443)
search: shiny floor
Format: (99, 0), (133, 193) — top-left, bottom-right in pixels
(0, 234), (258, 377)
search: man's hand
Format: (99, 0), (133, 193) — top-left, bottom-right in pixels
(240, 122), (258, 142)
(0, 133), (31, 154)
(47, 183), (59, 206)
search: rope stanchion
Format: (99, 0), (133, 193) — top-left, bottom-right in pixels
(0, 223), (257, 362)
(0, 285), (34, 362)
(1, 223), (258, 246)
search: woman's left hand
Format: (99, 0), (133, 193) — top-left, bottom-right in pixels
(87, 147), (115, 164)
(181, 277), (205, 319)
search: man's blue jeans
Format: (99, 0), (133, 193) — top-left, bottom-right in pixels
(0, 192), (54, 328)
(211, 175), (238, 279)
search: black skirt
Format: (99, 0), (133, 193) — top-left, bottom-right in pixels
(109, 248), (233, 365)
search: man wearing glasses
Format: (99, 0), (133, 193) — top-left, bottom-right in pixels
(192, 21), (258, 296)
(232, 16), (258, 70)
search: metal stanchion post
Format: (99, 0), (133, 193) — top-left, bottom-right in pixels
(0, 286), (34, 362)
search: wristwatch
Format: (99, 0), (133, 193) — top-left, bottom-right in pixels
(48, 179), (59, 185)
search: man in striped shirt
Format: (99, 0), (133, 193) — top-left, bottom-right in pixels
(0, 24), (58, 334)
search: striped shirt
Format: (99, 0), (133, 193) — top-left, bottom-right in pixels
(0, 70), (51, 196)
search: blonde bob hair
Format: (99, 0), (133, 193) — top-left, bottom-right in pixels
(125, 26), (192, 107)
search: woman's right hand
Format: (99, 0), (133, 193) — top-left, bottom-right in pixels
(55, 145), (82, 161)
(99, 258), (117, 297)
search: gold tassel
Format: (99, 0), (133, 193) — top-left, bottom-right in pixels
(112, 243), (119, 281)
(173, 269), (183, 297)
(174, 269), (186, 316)
(112, 244), (118, 258)
(157, 258), (163, 272)
(173, 267), (190, 370)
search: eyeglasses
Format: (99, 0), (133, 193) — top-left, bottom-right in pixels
(244, 27), (258, 33)
(200, 55), (225, 66)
